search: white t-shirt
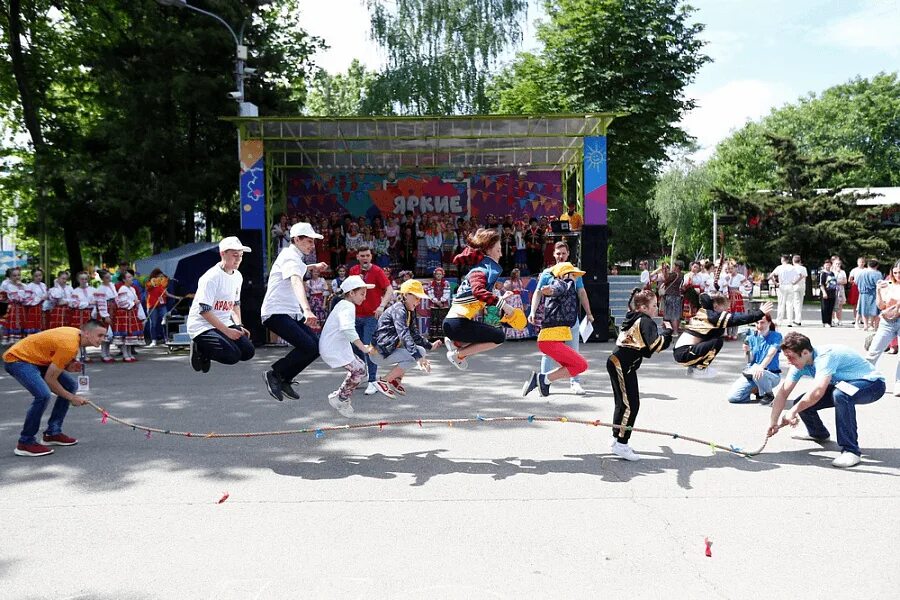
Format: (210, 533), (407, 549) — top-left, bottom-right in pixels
(774, 264), (798, 286)
(848, 266), (864, 283)
(187, 264), (243, 338)
(640, 270), (650, 285)
(719, 272), (748, 292)
(261, 245), (308, 321)
(794, 264), (808, 281)
(318, 299), (359, 368)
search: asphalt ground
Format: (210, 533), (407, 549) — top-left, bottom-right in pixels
(1, 306), (897, 599)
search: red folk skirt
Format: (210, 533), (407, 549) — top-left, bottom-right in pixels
(46, 305), (70, 330)
(68, 307), (94, 329)
(728, 289), (745, 313)
(22, 304), (44, 335)
(112, 306), (144, 345)
(3, 302), (26, 343)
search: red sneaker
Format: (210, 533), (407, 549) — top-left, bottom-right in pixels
(101, 357), (115, 363)
(43, 433), (78, 446)
(123, 357), (137, 363)
(14, 442), (54, 457)
(388, 378), (407, 396)
(373, 379), (396, 399)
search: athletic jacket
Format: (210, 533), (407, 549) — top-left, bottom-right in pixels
(541, 278), (578, 329)
(614, 311), (673, 369)
(683, 293), (763, 341)
(446, 248), (506, 320)
(374, 301), (433, 360)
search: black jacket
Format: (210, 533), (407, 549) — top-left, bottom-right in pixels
(613, 311), (673, 369)
(541, 278), (579, 329)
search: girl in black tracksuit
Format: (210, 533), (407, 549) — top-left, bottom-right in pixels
(606, 289), (673, 460)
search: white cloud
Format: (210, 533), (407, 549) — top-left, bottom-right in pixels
(300, 0), (382, 73)
(698, 29), (746, 65)
(816, 0), (900, 55)
(681, 79), (796, 161)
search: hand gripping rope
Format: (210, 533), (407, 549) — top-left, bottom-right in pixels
(85, 400), (772, 457)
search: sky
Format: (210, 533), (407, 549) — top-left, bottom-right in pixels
(299, 0), (900, 161)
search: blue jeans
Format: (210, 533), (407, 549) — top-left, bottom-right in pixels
(540, 321), (581, 383)
(798, 378), (886, 455)
(866, 317), (900, 383)
(726, 369), (781, 403)
(354, 316), (378, 382)
(4, 360), (78, 445)
(146, 305), (167, 342)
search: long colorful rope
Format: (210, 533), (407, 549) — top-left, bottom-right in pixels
(85, 400), (771, 457)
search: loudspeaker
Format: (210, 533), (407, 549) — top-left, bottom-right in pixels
(580, 225), (610, 342)
(238, 229), (267, 346)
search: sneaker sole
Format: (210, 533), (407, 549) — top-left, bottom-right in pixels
(328, 395), (355, 417)
(14, 448), (54, 457)
(42, 439), (78, 446)
(375, 387), (396, 399)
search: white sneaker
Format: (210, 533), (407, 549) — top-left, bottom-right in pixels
(832, 452), (860, 468)
(328, 392), (355, 417)
(610, 441), (641, 461)
(570, 381), (586, 395)
(364, 382), (378, 396)
(147, 340), (157, 348)
(690, 367), (718, 379)
(893, 384), (900, 397)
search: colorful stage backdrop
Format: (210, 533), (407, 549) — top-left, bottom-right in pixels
(284, 170), (564, 222)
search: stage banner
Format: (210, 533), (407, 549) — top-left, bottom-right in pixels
(284, 170), (563, 222)
(240, 140), (266, 230)
(583, 136), (607, 226)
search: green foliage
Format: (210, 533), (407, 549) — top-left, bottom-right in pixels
(713, 135), (895, 269)
(305, 60), (377, 116)
(364, 0), (528, 115)
(648, 158), (713, 260)
(490, 0), (710, 263)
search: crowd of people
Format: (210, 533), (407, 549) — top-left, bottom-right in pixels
(3, 219), (897, 469)
(270, 201), (583, 280)
(0, 263), (174, 361)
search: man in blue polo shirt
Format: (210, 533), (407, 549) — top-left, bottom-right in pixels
(528, 241), (595, 395)
(768, 332), (886, 468)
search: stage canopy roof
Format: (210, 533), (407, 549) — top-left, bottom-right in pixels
(224, 113), (622, 172)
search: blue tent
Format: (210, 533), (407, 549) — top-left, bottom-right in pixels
(134, 242), (219, 296)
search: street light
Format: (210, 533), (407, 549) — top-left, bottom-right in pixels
(156, 0), (264, 116)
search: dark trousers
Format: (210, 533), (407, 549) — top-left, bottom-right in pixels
(263, 314), (320, 381)
(443, 317), (506, 345)
(194, 325), (255, 365)
(607, 354), (640, 443)
(673, 337), (725, 369)
(526, 249), (543, 276)
(821, 294), (836, 324)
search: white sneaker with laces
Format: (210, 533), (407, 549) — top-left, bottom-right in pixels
(610, 441), (641, 461)
(691, 367), (719, 379)
(328, 392), (355, 417)
(832, 451), (860, 468)
(364, 382), (378, 396)
(570, 381), (586, 395)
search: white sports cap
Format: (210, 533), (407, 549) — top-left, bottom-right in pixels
(340, 275), (375, 294)
(219, 236), (251, 253)
(289, 222), (324, 240)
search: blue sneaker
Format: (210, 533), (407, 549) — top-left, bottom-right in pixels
(537, 373), (551, 397)
(522, 372), (538, 397)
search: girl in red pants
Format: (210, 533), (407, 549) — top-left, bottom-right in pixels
(522, 262), (587, 397)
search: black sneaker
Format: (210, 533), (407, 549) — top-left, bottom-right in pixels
(281, 379), (300, 400)
(264, 369), (284, 401)
(202, 355), (211, 373)
(522, 372), (539, 397)
(537, 373), (551, 397)
(190, 340), (203, 372)
(759, 393), (775, 406)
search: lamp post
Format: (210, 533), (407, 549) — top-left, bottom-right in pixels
(156, 0), (261, 117)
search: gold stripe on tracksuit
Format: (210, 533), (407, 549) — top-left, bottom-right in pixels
(609, 354), (630, 438)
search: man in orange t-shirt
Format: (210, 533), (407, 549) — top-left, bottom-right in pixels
(3, 320), (107, 457)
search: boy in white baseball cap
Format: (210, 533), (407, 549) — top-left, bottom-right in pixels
(186, 236), (255, 374)
(319, 275), (379, 417)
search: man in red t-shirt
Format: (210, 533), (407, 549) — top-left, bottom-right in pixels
(349, 246), (394, 395)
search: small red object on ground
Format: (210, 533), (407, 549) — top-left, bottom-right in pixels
(704, 537), (712, 557)
(218, 492), (230, 504)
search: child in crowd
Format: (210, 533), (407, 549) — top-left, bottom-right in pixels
(24, 269), (47, 335)
(318, 275), (379, 417)
(2, 268), (28, 343)
(605, 288), (673, 460)
(372, 279), (442, 396)
(673, 292), (773, 378)
(305, 267), (329, 332)
(113, 271), (145, 362)
(523, 262), (588, 397)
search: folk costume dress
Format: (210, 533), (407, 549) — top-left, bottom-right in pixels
(69, 285), (96, 329)
(1, 279), (28, 343)
(113, 285), (145, 347)
(24, 281), (47, 335)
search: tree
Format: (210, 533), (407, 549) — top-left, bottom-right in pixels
(364, 0), (527, 115)
(648, 158), (713, 261)
(490, 0), (710, 263)
(305, 60), (377, 116)
(712, 134), (895, 269)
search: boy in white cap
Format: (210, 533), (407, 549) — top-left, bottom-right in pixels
(187, 236), (255, 373)
(372, 278), (443, 395)
(260, 222), (329, 401)
(319, 275), (379, 417)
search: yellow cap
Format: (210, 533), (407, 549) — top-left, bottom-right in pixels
(551, 262), (586, 279)
(500, 307), (528, 330)
(399, 279), (429, 299)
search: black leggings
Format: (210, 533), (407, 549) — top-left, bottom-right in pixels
(607, 353), (640, 443)
(673, 337), (724, 369)
(821, 294), (836, 325)
(442, 317), (505, 345)
(193, 325), (255, 365)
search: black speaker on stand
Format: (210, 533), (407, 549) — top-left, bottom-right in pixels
(579, 224), (610, 342)
(238, 229), (268, 346)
